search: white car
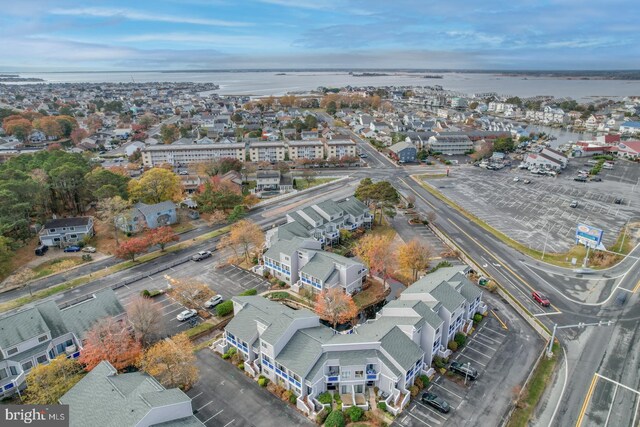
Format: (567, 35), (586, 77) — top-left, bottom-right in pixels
(191, 250), (212, 261)
(176, 309), (197, 321)
(204, 295), (224, 308)
(513, 177), (520, 182)
(82, 246), (97, 253)
(179, 171), (189, 175)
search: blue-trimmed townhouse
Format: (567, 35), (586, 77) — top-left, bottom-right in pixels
(0, 289), (125, 398)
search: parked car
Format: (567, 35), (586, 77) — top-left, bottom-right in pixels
(35, 245), (48, 256)
(523, 179), (531, 184)
(574, 176), (587, 182)
(63, 245), (81, 252)
(421, 392), (451, 413)
(179, 170), (189, 175)
(176, 309), (197, 321)
(191, 250), (212, 261)
(569, 200), (578, 208)
(532, 291), (550, 307)
(591, 177), (602, 182)
(449, 361), (478, 381)
(513, 177), (520, 182)
(614, 198), (623, 204)
(82, 246), (96, 253)
(204, 295), (224, 308)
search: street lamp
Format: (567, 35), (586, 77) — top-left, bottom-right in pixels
(541, 220), (553, 260)
(464, 361), (471, 385)
(547, 320), (614, 357)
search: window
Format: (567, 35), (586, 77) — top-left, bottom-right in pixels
(9, 366), (17, 376)
(341, 370), (351, 379)
(261, 342), (267, 349)
(7, 347), (17, 356)
(21, 361), (33, 371)
(0, 368), (7, 380)
(38, 335), (48, 343)
(36, 354), (48, 364)
(49, 229), (56, 233)
(355, 370), (363, 379)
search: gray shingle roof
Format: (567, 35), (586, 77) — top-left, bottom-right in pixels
(336, 198), (369, 218)
(43, 217), (91, 229)
(135, 201), (177, 218)
(275, 327), (325, 378)
(60, 361), (202, 427)
(314, 200), (344, 218)
(380, 327), (424, 371)
(389, 141), (415, 153)
(0, 306), (50, 349)
(60, 289), (125, 340)
(429, 283), (466, 312)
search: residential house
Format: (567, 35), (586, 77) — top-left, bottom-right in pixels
(266, 198), (373, 247)
(262, 237), (367, 294)
(39, 217), (94, 248)
(323, 138), (357, 159)
(117, 201), (177, 233)
(0, 289), (125, 398)
(288, 139), (324, 161)
(522, 152), (563, 171)
(388, 141), (417, 163)
(255, 170), (293, 193)
(214, 266), (485, 416)
(249, 141), (287, 162)
(60, 360), (203, 427)
(427, 135), (473, 155)
(220, 170), (243, 193)
(619, 121), (640, 135)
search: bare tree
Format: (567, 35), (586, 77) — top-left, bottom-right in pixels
(165, 275), (214, 309)
(127, 296), (164, 346)
(96, 196), (130, 245)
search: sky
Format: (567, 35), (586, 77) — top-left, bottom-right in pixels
(1, 0), (638, 71)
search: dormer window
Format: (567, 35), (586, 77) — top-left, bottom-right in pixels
(7, 347), (17, 356)
(38, 335), (48, 343)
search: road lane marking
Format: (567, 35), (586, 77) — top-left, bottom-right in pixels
(532, 311), (563, 317)
(631, 394), (640, 427)
(595, 373), (640, 395)
(603, 384), (618, 427)
(575, 374), (599, 427)
(633, 279), (640, 293)
(490, 310), (508, 330)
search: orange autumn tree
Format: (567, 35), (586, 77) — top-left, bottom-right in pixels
(398, 239), (433, 281)
(315, 288), (358, 329)
(114, 236), (151, 261)
(147, 226), (179, 251)
(78, 317), (141, 371)
(353, 234), (397, 285)
(137, 333), (198, 390)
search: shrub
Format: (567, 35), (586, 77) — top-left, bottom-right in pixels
(278, 280), (287, 287)
(346, 406), (364, 422)
(333, 392), (340, 402)
(258, 377), (269, 387)
(419, 375), (430, 389)
(289, 394), (297, 405)
(434, 357), (447, 369)
(473, 313), (484, 323)
(140, 289), (151, 298)
(448, 340), (458, 351)
(324, 410), (345, 427)
(222, 353), (230, 360)
(282, 390), (293, 402)
(409, 385), (419, 397)
(377, 402), (387, 412)
(316, 407), (331, 424)
(414, 377), (424, 389)
(454, 332), (467, 348)
(263, 271), (271, 279)
(238, 289), (258, 296)
(238, 362), (244, 370)
(227, 347), (237, 356)
(216, 301), (234, 317)
(318, 392), (333, 405)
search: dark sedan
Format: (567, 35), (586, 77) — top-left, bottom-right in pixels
(421, 392), (451, 413)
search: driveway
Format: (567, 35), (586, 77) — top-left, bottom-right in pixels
(187, 350), (313, 427)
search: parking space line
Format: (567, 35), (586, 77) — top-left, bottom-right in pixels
(202, 410), (224, 424)
(190, 391), (203, 400)
(595, 373), (640, 395)
(467, 338), (497, 351)
(196, 400), (214, 411)
(163, 306), (184, 316)
(463, 345), (492, 359)
(632, 394), (640, 427)
(223, 420), (235, 427)
(406, 410), (434, 427)
(476, 332), (502, 345)
(456, 353), (487, 367)
(431, 382), (464, 400)
(415, 401), (447, 421)
(603, 384), (619, 427)
(481, 327), (507, 338)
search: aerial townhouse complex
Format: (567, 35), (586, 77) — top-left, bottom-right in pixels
(141, 140), (245, 167)
(323, 138), (358, 159)
(214, 266), (486, 417)
(0, 289), (125, 398)
(266, 197), (373, 247)
(287, 139), (325, 161)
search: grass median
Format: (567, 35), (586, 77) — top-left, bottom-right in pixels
(0, 225), (232, 314)
(508, 344), (559, 427)
(413, 176), (634, 269)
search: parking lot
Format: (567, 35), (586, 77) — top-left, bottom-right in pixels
(395, 292), (541, 427)
(578, 373), (640, 427)
(111, 255), (269, 337)
(432, 160), (639, 253)
(187, 350), (313, 427)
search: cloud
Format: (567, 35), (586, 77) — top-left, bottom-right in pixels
(49, 7), (251, 27)
(118, 33), (290, 50)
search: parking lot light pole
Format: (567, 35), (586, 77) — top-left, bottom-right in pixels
(619, 219), (630, 253)
(464, 362), (471, 385)
(541, 220), (552, 260)
(547, 320), (614, 357)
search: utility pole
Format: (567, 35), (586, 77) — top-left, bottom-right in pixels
(541, 220), (552, 260)
(547, 320), (614, 357)
(619, 219), (630, 252)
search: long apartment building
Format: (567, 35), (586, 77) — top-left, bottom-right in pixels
(248, 141), (287, 162)
(141, 139), (245, 167)
(0, 289), (125, 398)
(323, 138), (357, 159)
(262, 237), (368, 294)
(266, 197), (373, 247)
(427, 135), (473, 155)
(214, 266), (485, 416)
(288, 139), (325, 161)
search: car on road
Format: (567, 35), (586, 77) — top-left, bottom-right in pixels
(421, 392), (451, 413)
(532, 291), (550, 307)
(570, 200), (578, 208)
(449, 361), (478, 381)
(358, 153), (368, 158)
(63, 245), (81, 252)
(191, 250), (212, 261)
(176, 309), (197, 321)
(204, 295), (224, 308)
(82, 246), (96, 253)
